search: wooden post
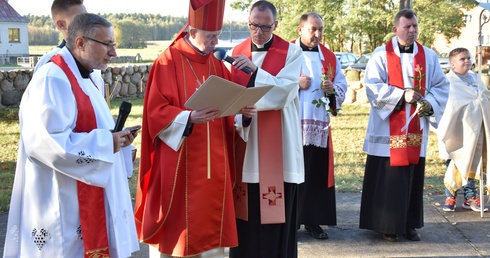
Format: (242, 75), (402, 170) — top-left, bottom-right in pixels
(105, 83), (110, 107)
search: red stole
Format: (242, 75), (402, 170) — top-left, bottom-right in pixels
(50, 55), (110, 257)
(317, 44), (336, 188)
(386, 41), (425, 166)
(317, 44), (337, 81)
(232, 36), (289, 224)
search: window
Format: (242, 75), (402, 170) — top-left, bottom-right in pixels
(8, 28), (20, 43)
(464, 14), (472, 23)
(347, 54), (357, 63)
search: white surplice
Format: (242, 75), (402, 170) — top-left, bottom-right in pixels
(3, 47), (139, 258)
(236, 39), (305, 184)
(294, 39), (348, 147)
(362, 37), (449, 157)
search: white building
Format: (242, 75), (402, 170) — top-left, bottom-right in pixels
(431, 2), (490, 69)
(0, 0), (29, 65)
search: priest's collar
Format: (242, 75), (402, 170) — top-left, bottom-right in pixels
(184, 35), (207, 56)
(252, 35), (273, 51)
(299, 40), (319, 52)
(398, 42), (414, 53)
(73, 56), (93, 79)
(57, 39), (66, 49)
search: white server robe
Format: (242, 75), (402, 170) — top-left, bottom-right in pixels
(362, 37), (448, 157)
(3, 47), (139, 258)
(236, 39), (305, 184)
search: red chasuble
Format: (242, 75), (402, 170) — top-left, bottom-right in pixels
(134, 35), (238, 256)
(50, 54), (110, 258)
(386, 41), (425, 166)
(231, 36), (289, 224)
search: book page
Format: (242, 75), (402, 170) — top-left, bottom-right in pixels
(185, 75), (273, 117)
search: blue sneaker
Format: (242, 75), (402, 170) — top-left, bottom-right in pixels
(463, 197), (488, 212)
(443, 196), (456, 212)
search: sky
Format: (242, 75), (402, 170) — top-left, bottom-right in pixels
(7, 0), (248, 21)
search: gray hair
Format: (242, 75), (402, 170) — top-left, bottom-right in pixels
(66, 13), (112, 49)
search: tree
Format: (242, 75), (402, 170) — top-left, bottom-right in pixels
(345, 0), (396, 53)
(113, 19), (148, 48)
(413, 0), (476, 46)
(400, 0), (412, 10)
(230, 0), (478, 54)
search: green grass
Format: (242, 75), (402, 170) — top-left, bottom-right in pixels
(0, 108), (20, 212)
(0, 101), (447, 212)
(29, 40), (172, 64)
(331, 104), (447, 195)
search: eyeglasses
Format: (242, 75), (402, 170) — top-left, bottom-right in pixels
(84, 36), (116, 49)
(248, 22), (275, 32)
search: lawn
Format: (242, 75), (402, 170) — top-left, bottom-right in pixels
(0, 101), (447, 213)
(29, 41), (173, 64)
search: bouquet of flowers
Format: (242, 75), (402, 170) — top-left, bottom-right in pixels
(311, 64), (339, 116)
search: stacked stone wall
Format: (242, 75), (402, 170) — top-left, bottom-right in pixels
(1, 66), (372, 108)
(0, 65), (151, 108)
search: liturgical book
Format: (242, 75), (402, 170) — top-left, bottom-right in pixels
(185, 75), (273, 117)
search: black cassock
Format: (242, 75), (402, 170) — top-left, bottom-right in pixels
(229, 183), (299, 258)
(298, 145), (337, 226)
(359, 155), (425, 235)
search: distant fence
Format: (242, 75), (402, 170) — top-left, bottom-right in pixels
(12, 54), (144, 67)
(0, 64), (151, 108)
(109, 54), (143, 63)
(16, 56), (41, 68)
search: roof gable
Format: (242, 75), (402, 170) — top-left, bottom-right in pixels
(0, 0), (29, 23)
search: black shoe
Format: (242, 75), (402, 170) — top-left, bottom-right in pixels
(304, 225), (328, 239)
(382, 234), (398, 242)
(404, 228), (421, 241)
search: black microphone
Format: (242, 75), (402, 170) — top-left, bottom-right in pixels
(113, 101), (132, 132)
(214, 48), (252, 74)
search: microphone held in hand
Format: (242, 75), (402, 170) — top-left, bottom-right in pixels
(214, 48), (252, 74)
(113, 101), (132, 132)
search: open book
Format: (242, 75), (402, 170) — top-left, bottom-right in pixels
(185, 75), (273, 117)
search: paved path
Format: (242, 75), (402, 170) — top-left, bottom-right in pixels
(2, 193), (490, 257)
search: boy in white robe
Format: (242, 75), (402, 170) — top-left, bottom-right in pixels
(439, 47), (490, 213)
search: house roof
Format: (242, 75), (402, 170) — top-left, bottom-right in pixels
(0, 0), (29, 23)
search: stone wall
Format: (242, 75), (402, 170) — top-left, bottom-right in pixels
(0, 64), (151, 108)
(1, 65), (368, 108)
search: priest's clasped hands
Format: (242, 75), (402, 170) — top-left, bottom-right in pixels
(404, 88), (432, 115)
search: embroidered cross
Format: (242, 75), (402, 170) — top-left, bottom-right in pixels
(262, 186), (283, 206)
(233, 185), (246, 201)
(390, 135), (407, 148)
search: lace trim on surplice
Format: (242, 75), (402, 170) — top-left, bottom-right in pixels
(302, 119), (329, 148)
